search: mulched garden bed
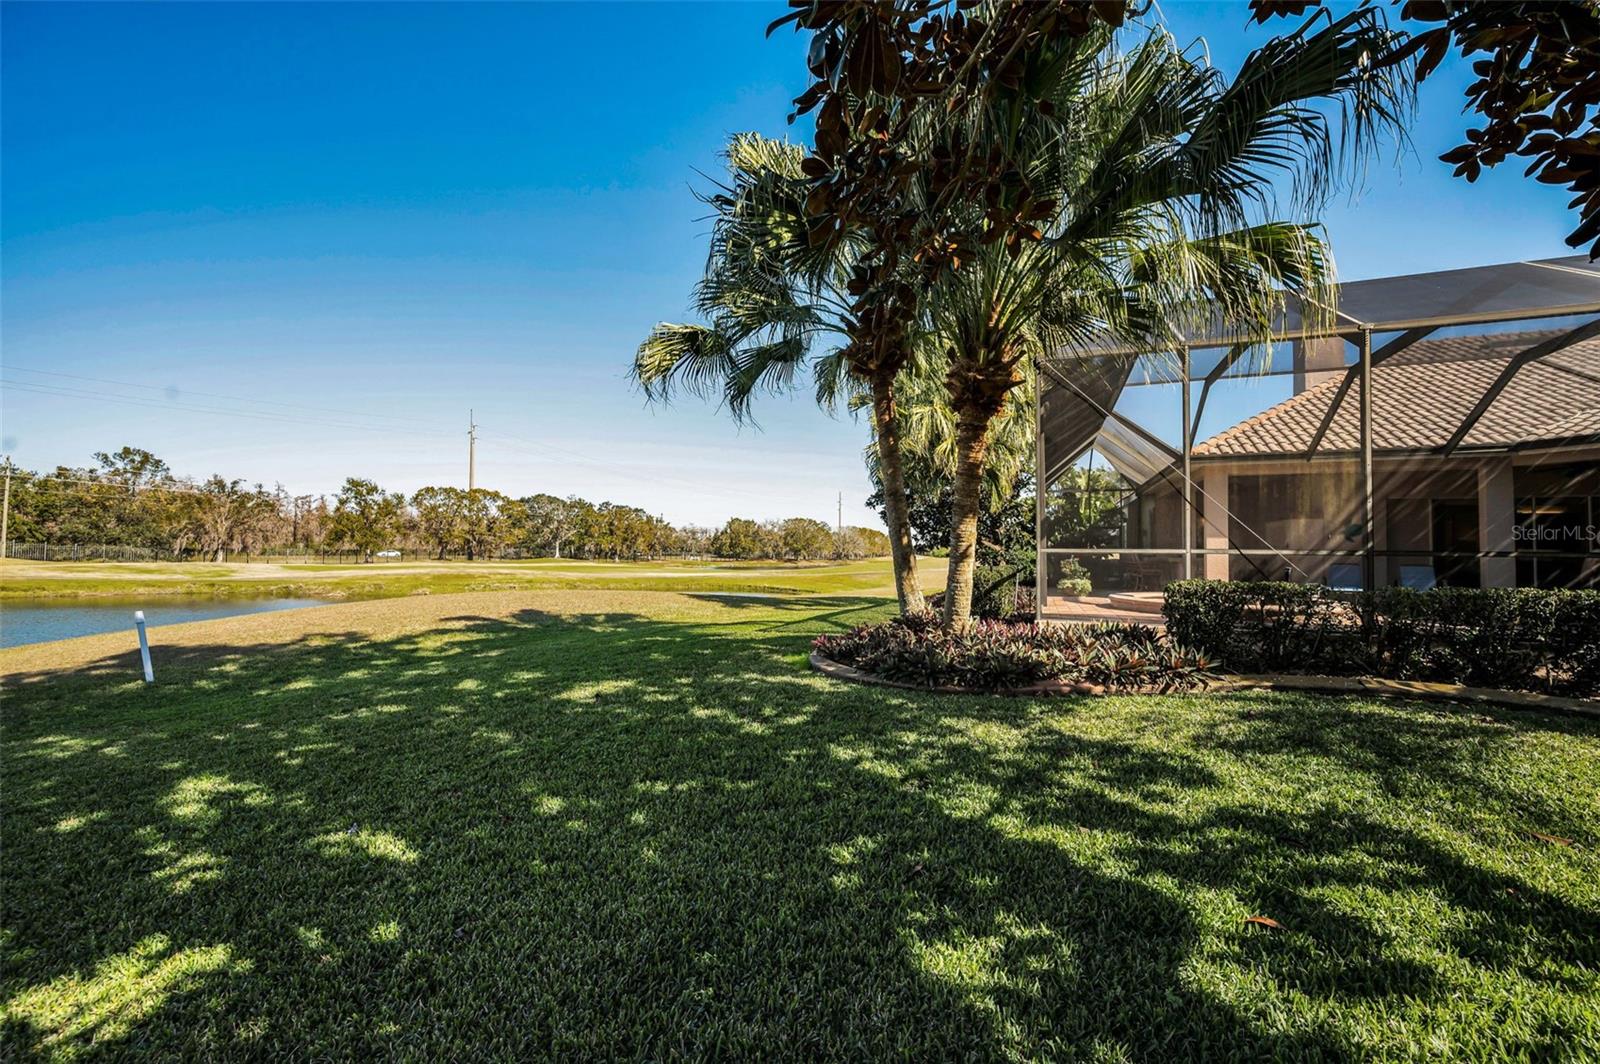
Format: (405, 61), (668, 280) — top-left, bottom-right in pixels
(810, 612), (1216, 695)
(810, 612), (1600, 714)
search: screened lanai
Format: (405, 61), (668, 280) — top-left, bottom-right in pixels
(1034, 256), (1600, 621)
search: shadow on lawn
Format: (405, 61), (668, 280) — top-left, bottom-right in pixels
(682, 591), (889, 633)
(3, 603), (1598, 1058)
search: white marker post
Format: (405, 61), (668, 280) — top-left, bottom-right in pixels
(134, 611), (154, 683)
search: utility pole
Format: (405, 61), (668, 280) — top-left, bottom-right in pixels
(1, 461), (11, 561)
(837, 492), (842, 536)
(468, 410), (478, 491)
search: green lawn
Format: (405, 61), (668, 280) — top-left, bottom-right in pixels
(0, 556), (938, 601)
(3, 591), (1597, 1059)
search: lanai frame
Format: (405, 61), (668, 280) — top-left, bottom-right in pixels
(1034, 255), (1600, 620)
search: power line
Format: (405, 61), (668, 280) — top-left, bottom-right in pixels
(6, 375), (841, 511)
(6, 374), (776, 497)
(1, 464), (11, 560)
(4, 365), (427, 426)
(1, 379), (459, 439)
(482, 429), (814, 506)
(0, 471), (296, 497)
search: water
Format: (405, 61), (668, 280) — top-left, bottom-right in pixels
(0, 597), (329, 649)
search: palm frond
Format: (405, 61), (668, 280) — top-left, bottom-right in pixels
(634, 131), (875, 421)
(632, 323), (736, 404)
(812, 350), (864, 414)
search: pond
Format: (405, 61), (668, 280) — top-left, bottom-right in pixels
(0, 597), (330, 649)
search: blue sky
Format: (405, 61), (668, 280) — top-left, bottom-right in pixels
(1, 2), (1582, 528)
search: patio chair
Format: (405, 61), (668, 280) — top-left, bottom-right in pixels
(1398, 564), (1437, 591)
(1122, 555), (1163, 591)
(1326, 562), (1364, 592)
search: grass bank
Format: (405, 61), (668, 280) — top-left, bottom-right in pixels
(3, 591), (1597, 1059)
(0, 556), (941, 602)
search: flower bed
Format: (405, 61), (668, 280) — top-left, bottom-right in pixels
(812, 611), (1217, 693)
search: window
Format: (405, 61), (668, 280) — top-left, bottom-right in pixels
(1518, 496), (1588, 554)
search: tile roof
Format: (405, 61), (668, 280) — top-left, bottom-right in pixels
(1191, 331), (1600, 458)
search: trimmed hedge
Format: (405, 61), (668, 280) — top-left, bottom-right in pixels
(1164, 581), (1600, 697)
(929, 564), (1036, 620)
(813, 611), (1217, 692)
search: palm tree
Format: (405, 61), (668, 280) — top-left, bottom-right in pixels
(861, 357), (1038, 604)
(633, 132), (932, 613)
(865, 357), (1035, 515)
(923, 9), (1413, 623)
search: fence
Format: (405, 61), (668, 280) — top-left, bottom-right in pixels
(1, 543), (445, 564)
(0, 544), (797, 564)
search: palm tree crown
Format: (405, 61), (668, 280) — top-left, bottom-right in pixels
(921, 7), (1413, 622)
(633, 131), (934, 611)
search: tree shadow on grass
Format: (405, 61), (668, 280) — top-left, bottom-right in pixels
(1199, 691), (1599, 849)
(3, 604), (1598, 1058)
(682, 592), (893, 633)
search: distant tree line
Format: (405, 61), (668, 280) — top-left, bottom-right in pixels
(1, 447), (890, 563)
(705, 516), (889, 562)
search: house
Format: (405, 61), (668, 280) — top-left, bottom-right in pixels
(1187, 329), (1599, 589)
(1036, 257), (1600, 616)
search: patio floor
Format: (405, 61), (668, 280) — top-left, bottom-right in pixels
(1040, 592), (1167, 626)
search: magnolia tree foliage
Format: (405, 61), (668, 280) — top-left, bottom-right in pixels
(868, 460), (1036, 570)
(1252, 0), (1600, 258)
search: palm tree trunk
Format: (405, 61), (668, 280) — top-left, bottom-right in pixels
(942, 409), (991, 626)
(870, 370), (925, 614)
